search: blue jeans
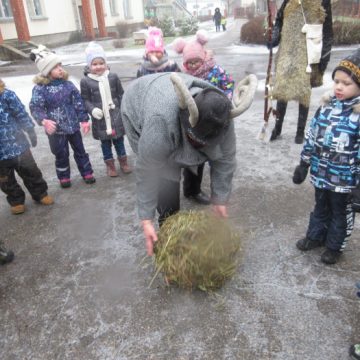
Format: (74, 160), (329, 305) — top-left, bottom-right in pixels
(48, 131), (93, 180)
(306, 188), (354, 251)
(101, 137), (126, 161)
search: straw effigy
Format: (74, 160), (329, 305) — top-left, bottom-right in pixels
(153, 210), (241, 291)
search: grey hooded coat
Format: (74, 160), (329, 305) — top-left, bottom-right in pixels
(120, 73), (237, 220)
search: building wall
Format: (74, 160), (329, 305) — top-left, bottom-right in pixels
(0, 0), (145, 42)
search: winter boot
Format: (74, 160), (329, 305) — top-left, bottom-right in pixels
(296, 237), (323, 251)
(295, 104), (309, 144)
(0, 241), (14, 265)
(118, 156), (132, 174)
(321, 248), (342, 265)
(270, 101), (287, 141)
(105, 159), (118, 177)
(83, 174), (96, 184)
(60, 178), (71, 188)
(350, 344), (360, 359)
(39, 194), (54, 205)
(270, 119), (283, 141)
(11, 204), (25, 215)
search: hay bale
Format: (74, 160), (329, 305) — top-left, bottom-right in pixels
(154, 210), (241, 291)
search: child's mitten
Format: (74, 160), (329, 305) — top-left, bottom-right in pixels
(293, 160), (309, 184)
(26, 128), (37, 147)
(92, 107), (103, 120)
(80, 122), (90, 135)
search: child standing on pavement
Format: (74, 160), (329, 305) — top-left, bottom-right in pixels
(173, 30), (235, 205)
(80, 42), (131, 177)
(0, 78), (54, 214)
(136, 27), (180, 78)
(292, 48), (360, 265)
(29, 45), (95, 188)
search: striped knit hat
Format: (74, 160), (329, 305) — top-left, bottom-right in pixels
(332, 48), (360, 87)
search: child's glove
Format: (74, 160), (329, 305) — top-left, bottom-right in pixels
(81, 122), (90, 135)
(26, 128), (37, 147)
(42, 119), (57, 135)
(293, 160), (310, 184)
(351, 185), (360, 212)
(91, 108), (103, 120)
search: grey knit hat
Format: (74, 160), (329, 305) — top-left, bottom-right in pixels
(30, 45), (61, 77)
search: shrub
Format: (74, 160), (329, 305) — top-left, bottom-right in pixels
(158, 16), (176, 37)
(178, 17), (199, 36)
(332, 20), (360, 45)
(240, 16), (266, 45)
(115, 20), (131, 38)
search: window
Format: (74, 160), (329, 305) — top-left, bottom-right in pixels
(109, 0), (118, 15)
(26, 0), (45, 18)
(123, 0), (132, 18)
(0, 0), (13, 19)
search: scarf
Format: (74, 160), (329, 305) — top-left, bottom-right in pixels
(142, 54), (172, 73)
(88, 70), (115, 135)
(184, 52), (216, 79)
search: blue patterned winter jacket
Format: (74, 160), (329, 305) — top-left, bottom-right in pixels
(30, 74), (89, 135)
(0, 88), (33, 160)
(301, 95), (360, 193)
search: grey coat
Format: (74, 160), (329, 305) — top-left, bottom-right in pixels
(80, 71), (125, 140)
(121, 73), (236, 220)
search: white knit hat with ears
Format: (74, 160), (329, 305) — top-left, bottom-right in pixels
(30, 45), (61, 77)
(85, 41), (107, 67)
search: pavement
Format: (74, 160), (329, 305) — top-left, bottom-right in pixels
(0, 19), (359, 360)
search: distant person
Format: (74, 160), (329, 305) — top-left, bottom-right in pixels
(174, 29), (235, 205)
(267, 0), (333, 144)
(292, 49), (360, 265)
(0, 78), (54, 215)
(136, 27), (180, 77)
(213, 7), (222, 32)
(221, 16), (227, 31)
(30, 45), (95, 188)
(80, 42), (132, 177)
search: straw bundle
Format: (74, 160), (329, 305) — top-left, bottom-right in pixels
(153, 210), (241, 291)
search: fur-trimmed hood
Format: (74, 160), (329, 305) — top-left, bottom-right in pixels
(321, 92), (360, 113)
(32, 70), (69, 85)
(0, 79), (5, 93)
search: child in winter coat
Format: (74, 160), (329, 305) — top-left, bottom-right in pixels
(80, 42), (131, 177)
(29, 45), (95, 188)
(292, 48), (360, 265)
(173, 30), (235, 205)
(136, 27), (180, 78)
(0, 78), (54, 214)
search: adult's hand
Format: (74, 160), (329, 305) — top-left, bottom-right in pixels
(212, 204), (228, 218)
(142, 219), (158, 256)
(42, 119), (57, 135)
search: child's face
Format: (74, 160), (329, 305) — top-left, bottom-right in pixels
(90, 58), (107, 75)
(49, 64), (64, 80)
(333, 70), (360, 101)
(184, 58), (204, 71)
(148, 51), (163, 62)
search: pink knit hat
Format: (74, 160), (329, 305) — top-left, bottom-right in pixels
(173, 30), (209, 64)
(145, 27), (165, 54)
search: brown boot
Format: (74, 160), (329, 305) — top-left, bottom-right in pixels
(11, 204), (25, 215)
(105, 159), (118, 177)
(118, 156), (132, 174)
(39, 195), (54, 205)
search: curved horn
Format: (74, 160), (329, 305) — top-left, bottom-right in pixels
(230, 74), (258, 119)
(170, 73), (199, 127)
